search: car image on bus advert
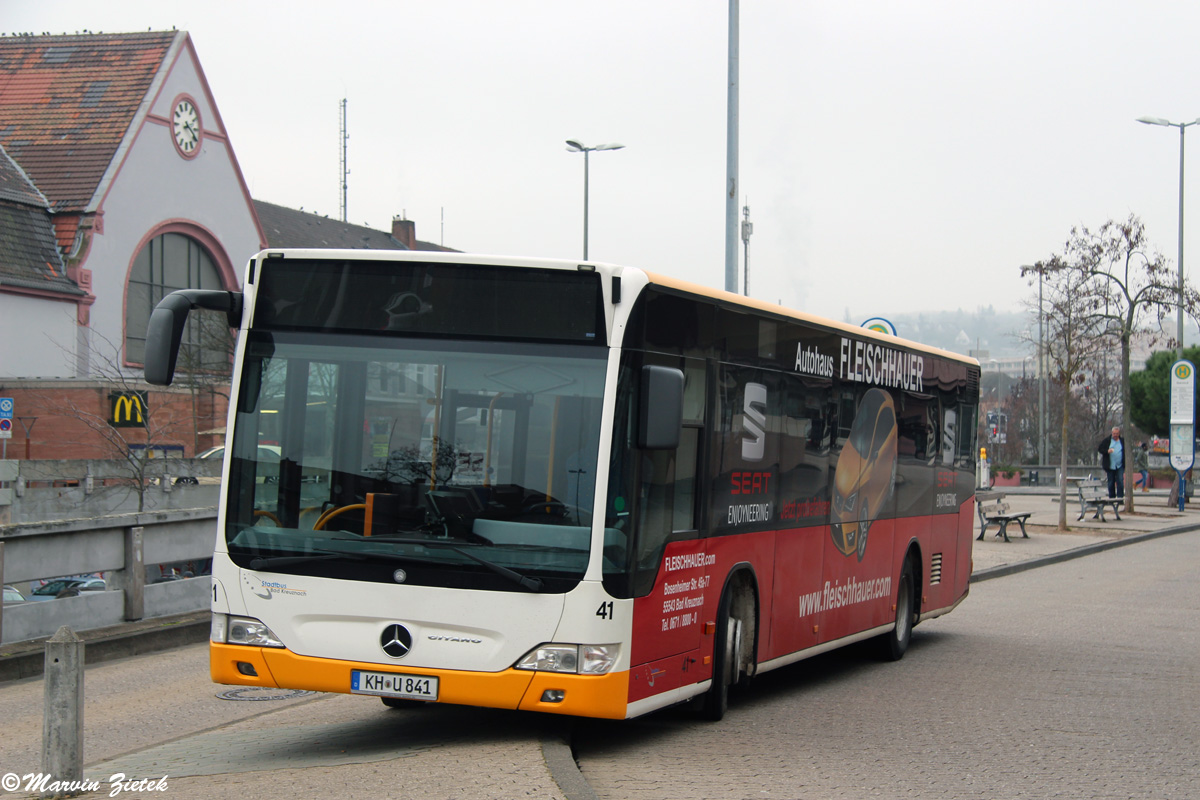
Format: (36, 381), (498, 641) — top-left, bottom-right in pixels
(831, 388), (898, 561)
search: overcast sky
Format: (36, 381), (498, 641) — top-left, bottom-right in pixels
(7, 0), (1200, 331)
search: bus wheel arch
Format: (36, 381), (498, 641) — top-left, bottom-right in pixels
(700, 565), (759, 721)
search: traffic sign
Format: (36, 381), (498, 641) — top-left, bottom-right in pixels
(0, 418), (11, 439)
(0, 397), (13, 419)
(1170, 360), (1195, 466)
(1170, 361), (1195, 424)
(1169, 360), (1196, 509)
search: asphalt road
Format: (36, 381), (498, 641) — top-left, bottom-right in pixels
(571, 532), (1200, 799)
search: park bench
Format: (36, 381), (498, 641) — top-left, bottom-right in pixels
(976, 492), (1032, 543)
(1076, 478), (1123, 522)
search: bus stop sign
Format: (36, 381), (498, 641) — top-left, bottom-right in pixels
(1169, 360), (1195, 466)
(1169, 360), (1195, 509)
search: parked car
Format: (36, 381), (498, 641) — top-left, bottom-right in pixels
(29, 576), (106, 600)
(198, 444), (282, 485)
(3, 584), (25, 605)
(198, 445), (281, 462)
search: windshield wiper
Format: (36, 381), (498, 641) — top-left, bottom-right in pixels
(248, 549), (368, 570)
(330, 536), (544, 592)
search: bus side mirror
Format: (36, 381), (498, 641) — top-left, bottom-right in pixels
(145, 289), (243, 386)
(638, 365), (684, 450)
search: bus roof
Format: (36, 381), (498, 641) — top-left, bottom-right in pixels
(640, 269), (979, 368)
(248, 249), (978, 368)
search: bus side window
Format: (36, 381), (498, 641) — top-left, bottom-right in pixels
(781, 374), (830, 504)
(896, 393), (934, 463)
(619, 354), (704, 597)
(673, 427), (699, 532)
(836, 388), (858, 445)
(636, 356), (703, 549)
(955, 401), (978, 468)
(672, 359), (705, 532)
(637, 449), (676, 563)
(709, 366), (781, 533)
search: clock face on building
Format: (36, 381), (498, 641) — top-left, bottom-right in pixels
(172, 97), (201, 156)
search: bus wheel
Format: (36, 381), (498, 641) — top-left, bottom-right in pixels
(700, 589), (741, 721)
(879, 556), (915, 661)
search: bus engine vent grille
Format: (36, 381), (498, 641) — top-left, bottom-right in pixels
(930, 553), (943, 585)
(966, 370), (980, 396)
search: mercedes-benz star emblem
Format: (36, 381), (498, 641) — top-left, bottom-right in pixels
(381, 624), (413, 659)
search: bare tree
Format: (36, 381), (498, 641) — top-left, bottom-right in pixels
(1021, 257), (1112, 530)
(37, 331), (194, 511)
(1063, 215), (1200, 512)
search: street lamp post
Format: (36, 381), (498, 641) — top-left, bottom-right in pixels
(1039, 268), (1047, 466)
(565, 139), (624, 260)
(1137, 115), (1200, 359)
(1022, 264), (1048, 466)
(1139, 116), (1200, 508)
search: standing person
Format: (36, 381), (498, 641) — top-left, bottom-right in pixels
(1133, 441), (1150, 492)
(1097, 426), (1125, 499)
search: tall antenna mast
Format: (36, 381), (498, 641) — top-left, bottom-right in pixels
(339, 98), (349, 222)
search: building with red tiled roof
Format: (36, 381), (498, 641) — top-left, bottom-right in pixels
(0, 31), (458, 462)
(0, 31), (264, 459)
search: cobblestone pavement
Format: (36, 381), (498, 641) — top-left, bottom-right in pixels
(84, 699), (568, 800)
(572, 531), (1200, 799)
(3, 487), (1196, 799)
(3, 685), (568, 800)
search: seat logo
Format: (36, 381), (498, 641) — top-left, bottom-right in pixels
(380, 624), (413, 659)
(741, 382), (767, 462)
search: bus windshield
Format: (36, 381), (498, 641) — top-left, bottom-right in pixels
(223, 330), (608, 593)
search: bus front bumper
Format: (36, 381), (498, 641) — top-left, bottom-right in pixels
(211, 642), (630, 719)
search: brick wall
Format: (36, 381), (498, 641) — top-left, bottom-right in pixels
(0, 382), (227, 460)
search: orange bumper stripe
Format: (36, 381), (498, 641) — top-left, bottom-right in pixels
(518, 670), (629, 719)
(211, 643), (629, 718)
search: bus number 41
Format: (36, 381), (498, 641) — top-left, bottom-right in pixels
(596, 601), (614, 620)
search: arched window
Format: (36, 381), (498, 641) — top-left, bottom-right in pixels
(125, 232), (226, 369)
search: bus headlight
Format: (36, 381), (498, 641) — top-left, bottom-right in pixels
(212, 614), (285, 648)
(515, 643), (619, 674)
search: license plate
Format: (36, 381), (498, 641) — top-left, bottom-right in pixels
(351, 670), (438, 701)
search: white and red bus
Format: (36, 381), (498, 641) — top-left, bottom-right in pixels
(145, 251), (978, 720)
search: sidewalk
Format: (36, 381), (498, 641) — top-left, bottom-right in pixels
(970, 486), (1200, 577)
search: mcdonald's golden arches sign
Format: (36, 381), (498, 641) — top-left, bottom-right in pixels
(109, 391), (148, 428)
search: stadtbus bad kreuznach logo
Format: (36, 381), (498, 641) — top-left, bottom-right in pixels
(109, 391), (148, 428)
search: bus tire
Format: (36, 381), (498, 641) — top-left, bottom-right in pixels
(700, 589), (737, 721)
(879, 555), (916, 661)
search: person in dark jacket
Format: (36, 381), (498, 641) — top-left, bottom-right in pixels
(1097, 426), (1125, 499)
(1133, 441), (1150, 492)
